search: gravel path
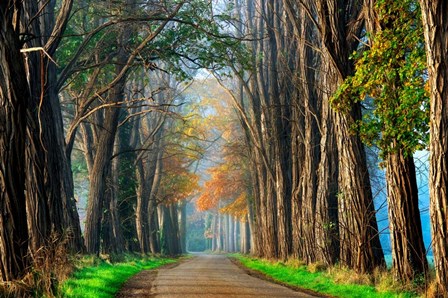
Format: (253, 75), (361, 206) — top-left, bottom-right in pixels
(116, 254), (319, 298)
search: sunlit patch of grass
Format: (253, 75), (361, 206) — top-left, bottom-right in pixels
(308, 261), (328, 274)
(233, 255), (418, 298)
(327, 265), (373, 285)
(284, 258), (306, 269)
(60, 255), (176, 298)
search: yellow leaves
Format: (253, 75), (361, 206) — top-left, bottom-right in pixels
(184, 78), (250, 214)
(220, 193), (248, 220)
(222, 129), (233, 142)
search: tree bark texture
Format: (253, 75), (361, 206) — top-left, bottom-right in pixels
(386, 152), (428, 281)
(102, 139), (124, 254)
(315, 62), (339, 266)
(84, 105), (121, 253)
(149, 149), (163, 254)
(179, 201), (187, 253)
(135, 156), (155, 253)
(160, 204), (181, 256)
(268, 0), (293, 261)
(0, 3), (29, 280)
(420, 0), (448, 293)
(84, 67), (125, 254)
(20, 0), (84, 255)
(315, 0), (385, 273)
(84, 18), (134, 253)
(295, 5), (322, 263)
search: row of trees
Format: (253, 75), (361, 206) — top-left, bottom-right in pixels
(0, 0), (229, 287)
(1, 0), (448, 295)
(197, 0), (448, 294)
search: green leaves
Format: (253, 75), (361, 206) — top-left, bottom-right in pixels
(331, 0), (429, 158)
(146, 0), (252, 81)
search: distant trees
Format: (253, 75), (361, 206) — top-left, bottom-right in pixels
(193, 78), (252, 254)
(60, 0), (217, 257)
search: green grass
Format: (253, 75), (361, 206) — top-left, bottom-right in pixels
(60, 255), (176, 298)
(233, 255), (417, 298)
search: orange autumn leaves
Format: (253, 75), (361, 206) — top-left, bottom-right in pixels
(186, 78), (249, 219)
(196, 161), (248, 219)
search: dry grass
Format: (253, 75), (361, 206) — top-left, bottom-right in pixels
(421, 279), (448, 298)
(372, 267), (399, 293)
(0, 232), (75, 297)
(284, 258), (306, 269)
(325, 265), (436, 296)
(326, 265), (373, 285)
(307, 261), (328, 273)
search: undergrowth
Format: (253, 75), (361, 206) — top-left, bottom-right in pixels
(0, 233), (73, 298)
(0, 241), (176, 298)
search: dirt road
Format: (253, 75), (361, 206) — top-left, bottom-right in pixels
(116, 254), (318, 297)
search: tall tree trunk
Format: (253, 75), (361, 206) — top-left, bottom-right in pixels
(179, 201), (187, 253)
(241, 218), (251, 254)
(228, 215), (235, 252)
(84, 109), (120, 253)
(335, 106), (385, 273)
(160, 203), (181, 256)
(21, 0), (83, 255)
(234, 218), (240, 252)
(217, 213), (223, 251)
(0, 4), (29, 280)
(362, 0), (428, 281)
(84, 20), (131, 253)
(316, 0), (385, 273)
(290, 99), (305, 258)
(84, 76), (124, 254)
(314, 84), (339, 265)
(135, 157), (152, 253)
(312, 45), (340, 267)
(118, 108), (139, 252)
(386, 152), (428, 281)
(211, 214), (217, 251)
(149, 147), (163, 254)
(297, 5), (321, 263)
(419, 1), (448, 293)
(160, 205), (170, 255)
(102, 139), (124, 254)
(170, 203), (181, 255)
(134, 102), (163, 254)
(268, 0), (292, 261)
(22, 2), (59, 257)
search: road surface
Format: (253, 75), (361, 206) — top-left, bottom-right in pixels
(116, 254), (318, 297)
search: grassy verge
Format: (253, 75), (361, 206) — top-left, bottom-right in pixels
(233, 254), (418, 298)
(60, 254), (176, 298)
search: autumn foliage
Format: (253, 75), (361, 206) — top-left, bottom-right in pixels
(197, 162), (245, 210)
(159, 151), (200, 205)
(196, 138), (249, 219)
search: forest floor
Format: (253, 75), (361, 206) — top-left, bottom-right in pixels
(116, 254), (319, 297)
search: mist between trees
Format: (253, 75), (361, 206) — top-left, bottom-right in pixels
(1, 0), (448, 297)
